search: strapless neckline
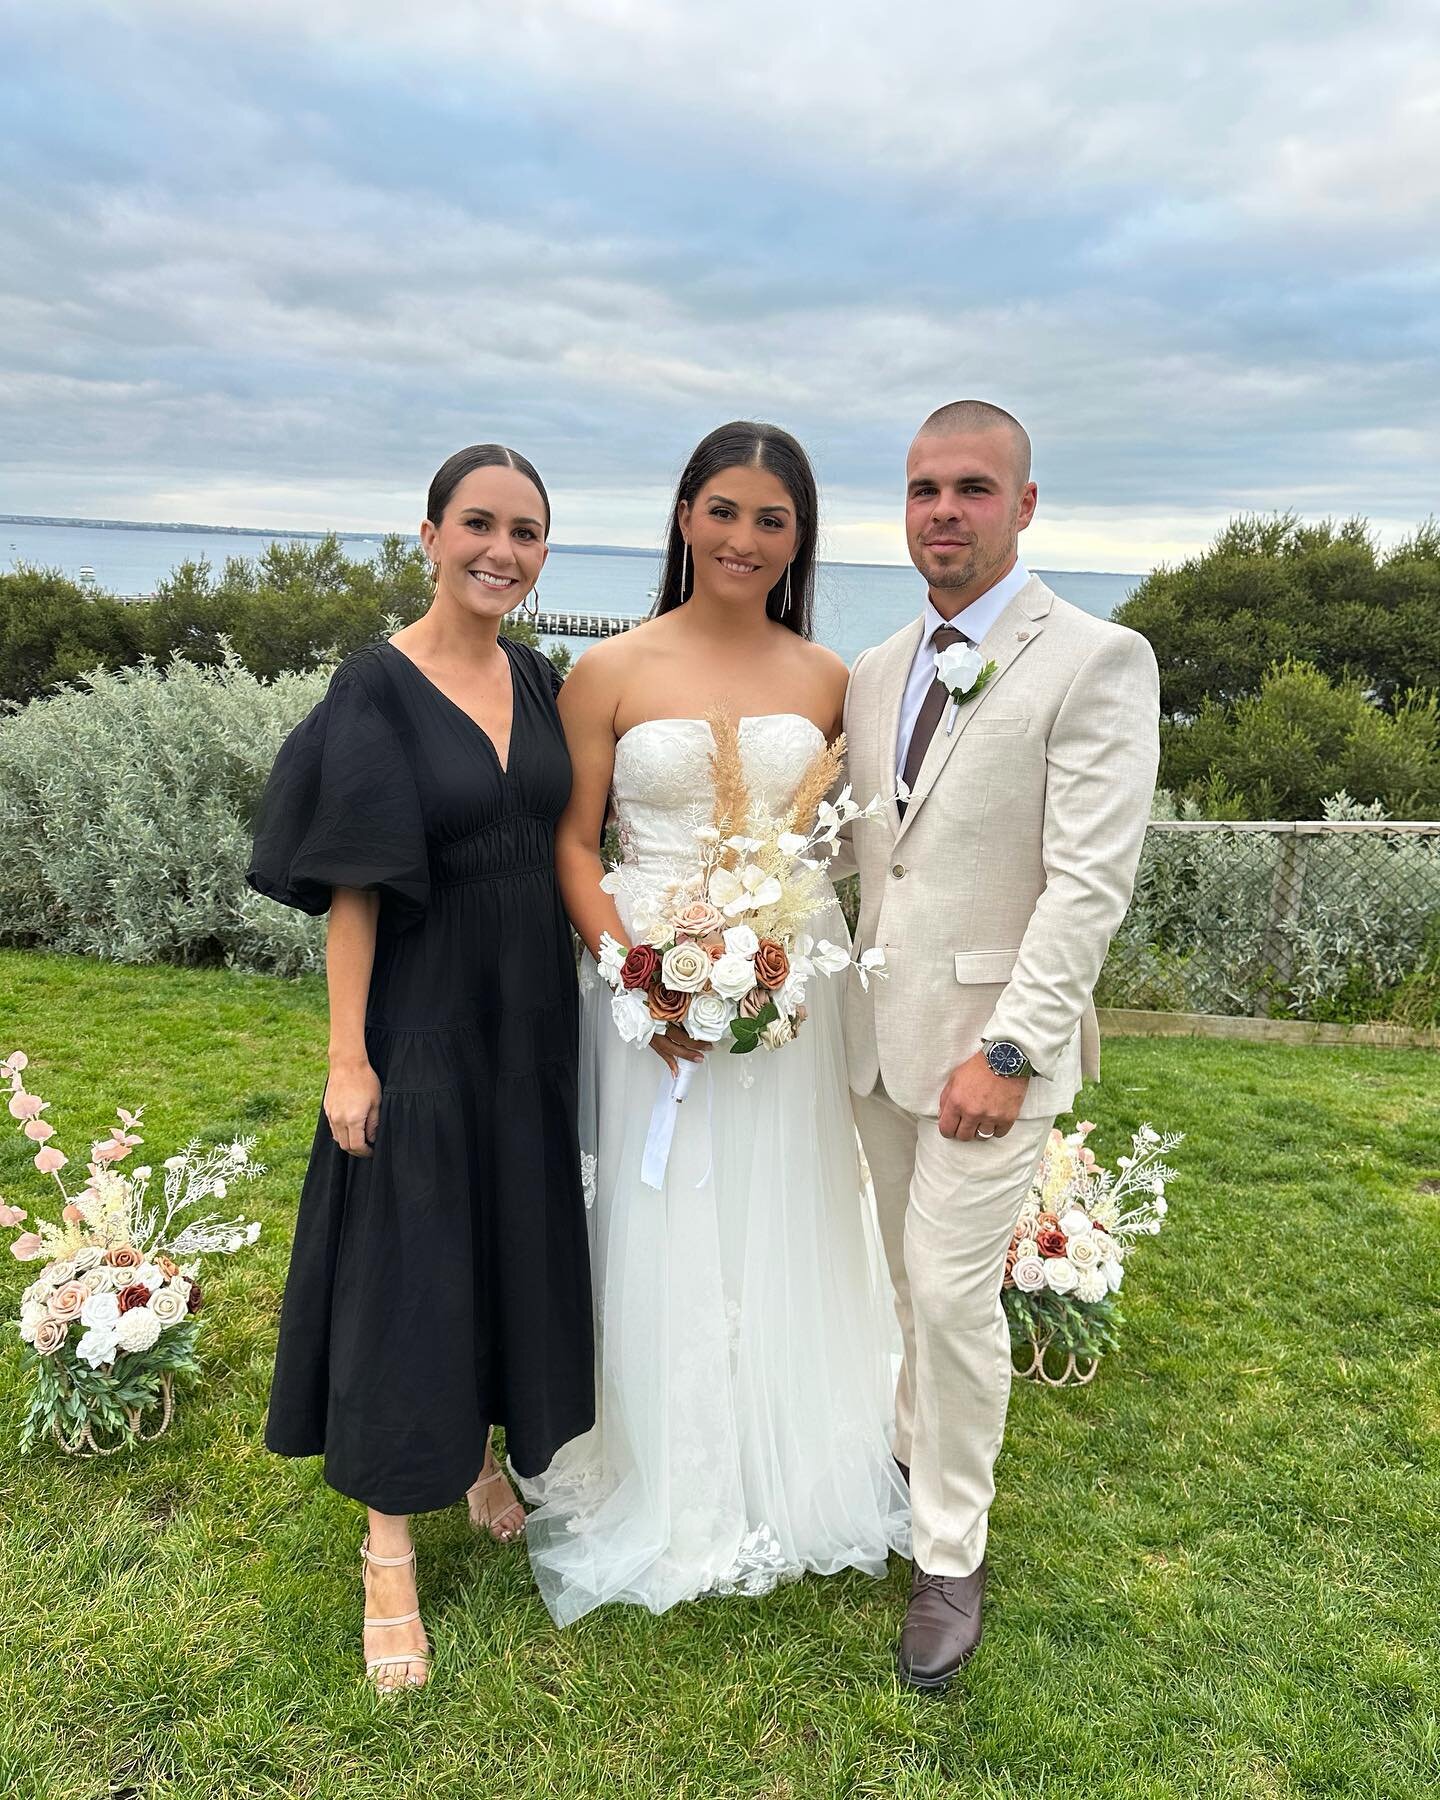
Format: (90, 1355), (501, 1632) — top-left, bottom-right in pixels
(615, 712), (827, 752)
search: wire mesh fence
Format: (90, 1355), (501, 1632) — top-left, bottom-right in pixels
(1098, 822), (1440, 1026)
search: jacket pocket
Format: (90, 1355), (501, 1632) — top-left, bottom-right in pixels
(967, 715), (1028, 735)
(953, 947), (1021, 983)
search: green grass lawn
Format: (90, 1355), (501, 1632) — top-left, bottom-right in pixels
(0, 949), (1436, 1800)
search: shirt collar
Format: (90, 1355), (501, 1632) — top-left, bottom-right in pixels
(922, 560), (1030, 647)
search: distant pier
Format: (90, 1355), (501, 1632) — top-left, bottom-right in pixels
(533, 610), (648, 638)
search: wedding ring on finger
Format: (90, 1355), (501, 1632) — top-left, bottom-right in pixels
(976, 1127), (995, 1139)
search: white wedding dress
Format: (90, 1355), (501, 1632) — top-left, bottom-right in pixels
(521, 714), (911, 1625)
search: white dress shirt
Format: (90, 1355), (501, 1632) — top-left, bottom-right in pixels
(894, 562), (1031, 782)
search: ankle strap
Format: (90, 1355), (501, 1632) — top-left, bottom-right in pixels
(361, 1539), (416, 1568)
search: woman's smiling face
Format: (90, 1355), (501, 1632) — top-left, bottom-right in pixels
(678, 464), (798, 607)
(420, 464), (549, 619)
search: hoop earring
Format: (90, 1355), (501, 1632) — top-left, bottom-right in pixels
(525, 585), (541, 620)
(679, 540), (689, 603)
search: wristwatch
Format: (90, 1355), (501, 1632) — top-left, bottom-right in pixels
(983, 1039), (1033, 1079)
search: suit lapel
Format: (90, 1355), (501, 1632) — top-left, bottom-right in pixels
(895, 577), (1054, 841)
(867, 618), (923, 836)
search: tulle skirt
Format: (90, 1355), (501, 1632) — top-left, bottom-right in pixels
(520, 900), (911, 1625)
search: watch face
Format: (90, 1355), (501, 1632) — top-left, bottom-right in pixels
(988, 1041), (1026, 1077)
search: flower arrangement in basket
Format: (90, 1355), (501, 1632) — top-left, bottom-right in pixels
(1003, 1120), (1180, 1387)
(2, 1050), (263, 1455)
(596, 711), (888, 1063)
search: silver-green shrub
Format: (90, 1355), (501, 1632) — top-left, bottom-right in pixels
(0, 655), (327, 974)
(1100, 792), (1440, 1022)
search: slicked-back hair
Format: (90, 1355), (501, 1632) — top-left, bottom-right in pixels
(916, 400), (1032, 488)
(652, 421), (818, 638)
(426, 444), (551, 535)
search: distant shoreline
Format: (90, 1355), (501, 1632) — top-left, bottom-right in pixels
(0, 513), (1135, 580)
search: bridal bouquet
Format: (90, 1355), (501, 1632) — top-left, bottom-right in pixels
(1003, 1119), (1180, 1384)
(2, 1050), (263, 1454)
(596, 713), (888, 1061)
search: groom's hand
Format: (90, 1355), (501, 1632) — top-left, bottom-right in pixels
(937, 1052), (1028, 1141)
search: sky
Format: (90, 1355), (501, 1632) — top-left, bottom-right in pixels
(2, 0), (1437, 571)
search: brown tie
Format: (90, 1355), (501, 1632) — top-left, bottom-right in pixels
(899, 625), (967, 812)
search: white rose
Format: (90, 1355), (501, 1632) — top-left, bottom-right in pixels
(87, 1266), (121, 1295)
(1043, 1258), (1078, 1294)
(611, 988), (661, 1048)
(1015, 1237), (1040, 1262)
(1065, 1234), (1102, 1270)
(722, 924), (759, 958)
(76, 1325), (117, 1369)
(114, 1306), (162, 1354)
(776, 971), (809, 1017)
(661, 943), (711, 994)
(80, 1291), (121, 1330)
(935, 642), (985, 695)
(1058, 1209), (1092, 1236)
(1074, 1268), (1109, 1304)
(135, 1262), (165, 1292)
(1011, 1255), (1047, 1293)
(1105, 1261), (1124, 1293)
(148, 1287), (189, 1328)
(73, 1245), (104, 1272)
(685, 992), (737, 1044)
(760, 1017), (795, 1051)
(47, 1259), (77, 1286)
(710, 953), (757, 1000)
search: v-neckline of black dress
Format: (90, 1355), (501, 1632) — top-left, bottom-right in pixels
(383, 637), (519, 778)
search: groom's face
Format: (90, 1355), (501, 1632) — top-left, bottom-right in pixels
(904, 430), (1037, 607)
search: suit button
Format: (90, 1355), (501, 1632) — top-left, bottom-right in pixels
(891, 863), (906, 879)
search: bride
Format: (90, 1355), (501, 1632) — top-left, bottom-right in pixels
(521, 421), (910, 1623)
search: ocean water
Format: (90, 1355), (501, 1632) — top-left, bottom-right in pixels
(1, 520), (1138, 668)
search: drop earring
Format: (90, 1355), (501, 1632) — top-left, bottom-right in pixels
(679, 540), (690, 603)
(781, 561), (793, 617)
(525, 585), (541, 620)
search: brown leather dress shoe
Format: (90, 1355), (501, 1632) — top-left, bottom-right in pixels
(896, 1560), (986, 1690)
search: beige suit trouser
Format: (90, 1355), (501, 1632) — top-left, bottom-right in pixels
(853, 1080), (1054, 1578)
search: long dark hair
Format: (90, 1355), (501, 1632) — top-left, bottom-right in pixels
(426, 443), (551, 535)
(652, 421), (817, 638)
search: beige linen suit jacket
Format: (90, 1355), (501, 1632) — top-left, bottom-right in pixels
(841, 576), (1160, 1121)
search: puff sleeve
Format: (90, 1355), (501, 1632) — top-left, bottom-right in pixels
(246, 656), (429, 932)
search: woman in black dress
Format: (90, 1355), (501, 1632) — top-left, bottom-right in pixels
(247, 444), (594, 1691)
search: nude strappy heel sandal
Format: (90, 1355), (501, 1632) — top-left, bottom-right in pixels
(360, 1536), (431, 1692)
(466, 1466), (526, 1543)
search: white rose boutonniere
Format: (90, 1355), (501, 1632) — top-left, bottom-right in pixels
(934, 643), (999, 734)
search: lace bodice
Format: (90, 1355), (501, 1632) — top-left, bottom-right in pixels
(610, 713), (826, 902)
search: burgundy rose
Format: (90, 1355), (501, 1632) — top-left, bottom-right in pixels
(1036, 1228), (1068, 1259)
(117, 1282), (153, 1313)
(620, 945), (661, 991)
(186, 1280), (203, 1314)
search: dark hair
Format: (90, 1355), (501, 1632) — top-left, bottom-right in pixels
(426, 443), (551, 535)
(652, 421), (818, 637)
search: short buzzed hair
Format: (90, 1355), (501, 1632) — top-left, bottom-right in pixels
(916, 399), (1032, 487)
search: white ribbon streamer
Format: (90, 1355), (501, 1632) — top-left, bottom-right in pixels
(640, 1058), (698, 1190)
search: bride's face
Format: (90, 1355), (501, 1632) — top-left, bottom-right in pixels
(420, 466), (549, 622)
(679, 466), (798, 608)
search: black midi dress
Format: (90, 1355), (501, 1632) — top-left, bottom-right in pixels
(247, 636), (594, 1515)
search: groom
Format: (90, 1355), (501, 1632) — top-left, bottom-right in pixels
(842, 400), (1159, 1688)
